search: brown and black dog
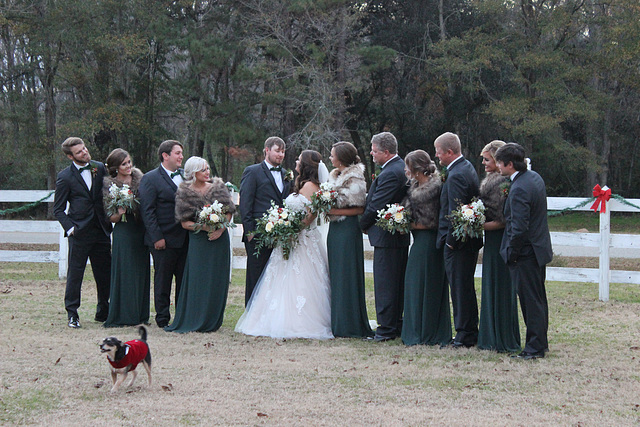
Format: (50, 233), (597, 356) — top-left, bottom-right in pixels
(99, 325), (152, 393)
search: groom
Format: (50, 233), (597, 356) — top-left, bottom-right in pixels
(360, 132), (410, 342)
(240, 136), (292, 305)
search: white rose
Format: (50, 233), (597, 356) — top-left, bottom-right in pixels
(265, 222), (274, 232)
(462, 208), (475, 219)
(209, 213), (219, 223)
(394, 212), (404, 222)
(278, 219), (284, 225)
(281, 211), (288, 219)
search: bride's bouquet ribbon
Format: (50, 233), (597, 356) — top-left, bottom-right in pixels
(590, 184), (611, 213)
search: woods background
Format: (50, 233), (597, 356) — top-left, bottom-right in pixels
(1, 0), (639, 199)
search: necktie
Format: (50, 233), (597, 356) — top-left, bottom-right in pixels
(170, 171), (181, 178)
(270, 166), (282, 172)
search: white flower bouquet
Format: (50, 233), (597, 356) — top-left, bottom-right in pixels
(310, 182), (337, 222)
(195, 201), (235, 238)
(254, 201), (306, 260)
(105, 182), (138, 222)
(447, 198), (486, 242)
(375, 203), (411, 234)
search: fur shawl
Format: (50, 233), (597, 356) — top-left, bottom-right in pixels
(175, 177), (236, 223)
(327, 163), (367, 222)
(479, 172), (507, 223)
(102, 167), (144, 219)
(402, 176), (442, 230)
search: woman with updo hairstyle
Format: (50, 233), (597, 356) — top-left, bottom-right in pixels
(400, 150), (451, 346)
(236, 149), (333, 339)
(477, 140), (520, 352)
(165, 156), (236, 333)
(325, 141), (373, 338)
(102, 149), (150, 327)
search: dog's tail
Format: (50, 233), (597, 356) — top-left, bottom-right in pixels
(138, 325), (148, 342)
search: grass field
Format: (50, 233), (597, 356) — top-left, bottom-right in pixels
(1, 263), (639, 426)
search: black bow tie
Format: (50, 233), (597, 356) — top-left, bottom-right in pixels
(79, 165), (92, 172)
(270, 166), (282, 172)
(170, 171), (181, 178)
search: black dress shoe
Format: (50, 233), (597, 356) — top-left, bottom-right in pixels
(94, 315), (107, 322)
(511, 351), (544, 360)
(441, 339), (474, 349)
(68, 317), (81, 329)
(364, 335), (395, 342)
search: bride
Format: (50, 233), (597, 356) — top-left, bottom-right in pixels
(235, 150), (333, 339)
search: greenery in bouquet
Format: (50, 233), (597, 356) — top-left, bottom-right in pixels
(195, 201), (235, 239)
(310, 182), (337, 223)
(447, 198), (486, 242)
(105, 182), (138, 222)
(376, 203), (411, 235)
(254, 201), (307, 260)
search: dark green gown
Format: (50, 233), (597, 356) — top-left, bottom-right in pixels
(478, 229), (521, 352)
(165, 229), (230, 333)
(401, 229), (451, 346)
(327, 216), (373, 338)
(103, 219), (150, 327)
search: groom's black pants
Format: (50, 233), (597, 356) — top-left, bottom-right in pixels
(244, 238), (273, 306)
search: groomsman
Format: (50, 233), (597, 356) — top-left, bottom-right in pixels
(139, 140), (188, 328)
(240, 136), (291, 305)
(54, 137), (112, 328)
(495, 143), (552, 359)
(434, 132), (482, 348)
(360, 132), (410, 342)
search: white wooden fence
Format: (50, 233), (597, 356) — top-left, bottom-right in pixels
(1, 191), (639, 298)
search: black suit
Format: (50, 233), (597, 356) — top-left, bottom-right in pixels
(360, 156), (410, 339)
(500, 169), (553, 354)
(54, 160), (112, 321)
(437, 156), (482, 346)
(139, 166), (188, 327)
(239, 161), (291, 305)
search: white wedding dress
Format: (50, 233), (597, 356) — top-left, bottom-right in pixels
(235, 193), (333, 339)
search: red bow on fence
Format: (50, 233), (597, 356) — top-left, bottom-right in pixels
(590, 184), (611, 213)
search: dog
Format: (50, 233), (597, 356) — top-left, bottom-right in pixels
(99, 325), (152, 393)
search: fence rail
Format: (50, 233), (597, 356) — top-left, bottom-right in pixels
(1, 192), (639, 292)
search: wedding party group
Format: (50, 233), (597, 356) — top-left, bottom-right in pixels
(54, 129), (552, 360)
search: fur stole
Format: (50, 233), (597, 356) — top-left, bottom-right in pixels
(402, 176), (441, 230)
(102, 167), (144, 218)
(479, 172), (506, 223)
(175, 177), (236, 223)
(327, 163), (366, 222)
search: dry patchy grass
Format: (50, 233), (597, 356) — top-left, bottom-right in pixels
(1, 264), (639, 426)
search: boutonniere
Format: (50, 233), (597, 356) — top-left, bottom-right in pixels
(284, 169), (294, 182)
(90, 161), (99, 178)
(500, 180), (511, 197)
(225, 181), (239, 193)
(440, 167), (448, 183)
(371, 167), (381, 181)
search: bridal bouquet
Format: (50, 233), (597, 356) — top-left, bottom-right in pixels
(376, 203), (411, 235)
(447, 198), (486, 242)
(254, 201), (306, 260)
(105, 183), (138, 222)
(195, 201), (235, 238)
(310, 182), (337, 222)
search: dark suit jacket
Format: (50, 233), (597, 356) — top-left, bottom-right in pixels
(54, 160), (112, 237)
(437, 156), (481, 250)
(360, 156), (410, 248)
(240, 162), (291, 241)
(139, 166), (187, 248)
(500, 169), (553, 266)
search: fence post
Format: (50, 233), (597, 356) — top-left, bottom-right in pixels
(593, 185), (611, 301)
(58, 226), (68, 279)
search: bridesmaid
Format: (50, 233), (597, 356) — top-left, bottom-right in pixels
(326, 141), (373, 338)
(477, 140), (521, 352)
(401, 150), (451, 346)
(103, 149), (150, 327)
(165, 156), (235, 333)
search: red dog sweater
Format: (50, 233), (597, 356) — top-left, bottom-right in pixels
(107, 339), (148, 370)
